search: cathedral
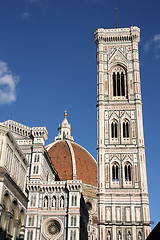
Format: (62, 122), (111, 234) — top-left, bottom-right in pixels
(0, 25), (151, 240)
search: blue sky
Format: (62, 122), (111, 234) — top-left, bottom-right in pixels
(0, 0), (160, 229)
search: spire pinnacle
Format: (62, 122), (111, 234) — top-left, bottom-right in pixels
(116, 8), (117, 28)
(64, 110), (67, 119)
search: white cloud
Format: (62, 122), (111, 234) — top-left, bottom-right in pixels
(22, 12), (30, 19)
(153, 34), (160, 42)
(144, 33), (160, 59)
(144, 40), (151, 52)
(155, 55), (160, 60)
(0, 61), (19, 104)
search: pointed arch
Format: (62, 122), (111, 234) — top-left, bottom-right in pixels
(112, 162), (119, 181)
(123, 118), (130, 138)
(110, 64), (127, 98)
(111, 119), (118, 138)
(124, 161), (132, 181)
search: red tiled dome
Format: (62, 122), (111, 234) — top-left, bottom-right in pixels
(47, 140), (97, 186)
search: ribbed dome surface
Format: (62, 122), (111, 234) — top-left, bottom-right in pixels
(47, 140), (97, 186)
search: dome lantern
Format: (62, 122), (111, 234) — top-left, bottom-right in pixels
(55, 111), (74, 141)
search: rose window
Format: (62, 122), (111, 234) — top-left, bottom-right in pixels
(47, 220), (61, 236)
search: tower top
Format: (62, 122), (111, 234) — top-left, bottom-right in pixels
(94, 26), (140, 44)
(55, 112), (74, 141)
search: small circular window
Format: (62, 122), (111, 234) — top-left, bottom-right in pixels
(47, 220), (61, 236)
(86, 202), (92, 211)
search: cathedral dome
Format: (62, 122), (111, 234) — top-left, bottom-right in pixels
(46, 112), (97, 187)
(47, 140), (97, 186)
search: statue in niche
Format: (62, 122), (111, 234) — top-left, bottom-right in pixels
(107, 231), (111, 240)
(138, 231), (142, 240)
(128, 231), (131, 240)
(60, 196), (64, 208)
(118, 231), (121, 240)
(44, 196), (48, 208)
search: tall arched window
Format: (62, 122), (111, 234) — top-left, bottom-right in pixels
(124, 162), (132, 181)
(71, 216), (74, 226)
(111, 120), (118, 138)
(30, 195), (36, 207)
(112, 163), (119, 181)
(74, 216), (76, 226)
(71, 195), (77, 206)
(28, 216), (34, 226)
(33, 166), (39, 174)
(112, 66), (126, 97)
(123, 120), (129, 138)
(70, 230), (73, 240)
(27, 230), (33, 240)
(74, 196), (77, 206)
(34, 154), (37, 162)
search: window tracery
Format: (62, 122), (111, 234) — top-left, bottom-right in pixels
(112, 162), (119, 181)
(124, 162), (132, 181)
(112, 66), (127, 97)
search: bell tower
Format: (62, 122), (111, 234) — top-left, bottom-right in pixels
(95, 27), (151, 240)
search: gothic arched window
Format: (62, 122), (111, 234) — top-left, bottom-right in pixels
(30, 195), (36, 207)
(111, 120), (118, 138)
(70, 230), (73, 240)
(28, 216), (34, 226)
(112, 66), (126, 97)
(34, 154), (37, 162)
(124, 162), (132, 181)
(112, 162), (119, 181)
(123, 119), (129, 138)
(71, 195), (77, 206)
(74, 216), (76, 226)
